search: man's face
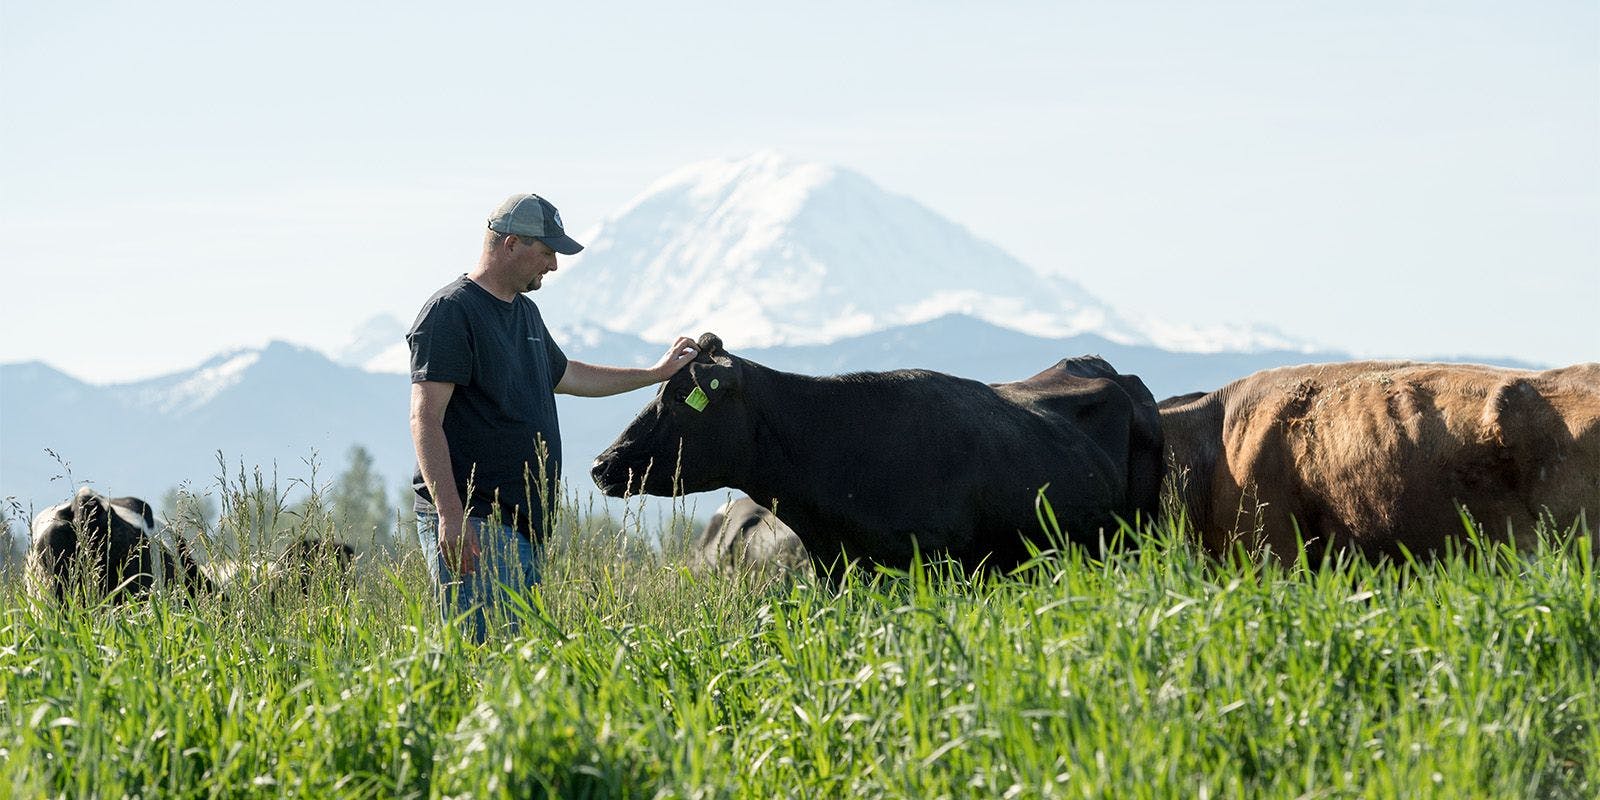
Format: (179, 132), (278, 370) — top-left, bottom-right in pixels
(510, 236), (559, 292)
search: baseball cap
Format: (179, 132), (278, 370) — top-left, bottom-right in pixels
(487, 193), (584, 255)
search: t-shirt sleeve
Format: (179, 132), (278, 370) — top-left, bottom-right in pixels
(407, 298), (472, 384)
(544, 325), (568, 387)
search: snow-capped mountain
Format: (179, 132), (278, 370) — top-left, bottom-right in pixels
(338, 152), (1313, 373)
(546, 151), (1132, 346)
(545, 151), (1316, 354)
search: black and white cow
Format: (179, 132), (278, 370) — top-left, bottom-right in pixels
(28, 487), (210, 603)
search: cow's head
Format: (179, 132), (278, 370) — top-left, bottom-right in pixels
(592, 332), (754, 497)
(50, 487), (138, 552)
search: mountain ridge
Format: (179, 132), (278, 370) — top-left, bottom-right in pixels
(2, 313), (1543, 524)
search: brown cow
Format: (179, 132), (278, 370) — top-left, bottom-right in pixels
(1160, 361), (1599, 561)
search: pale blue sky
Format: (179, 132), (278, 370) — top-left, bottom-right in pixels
(2, 1), (1595, 381)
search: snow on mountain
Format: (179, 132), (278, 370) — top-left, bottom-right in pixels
(122, 350), (262, 415)
(545, 151), (1146, 348)
(544, 151), (1314, 354)
(333, 313), (411, 374)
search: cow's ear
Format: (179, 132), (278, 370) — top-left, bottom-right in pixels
(690, 359), (739, 395)
(696, 333), (724, 360)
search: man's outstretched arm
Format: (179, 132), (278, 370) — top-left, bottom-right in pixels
(554, 336), (699, 397)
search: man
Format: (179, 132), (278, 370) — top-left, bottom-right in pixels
(408, 192), (698, 641)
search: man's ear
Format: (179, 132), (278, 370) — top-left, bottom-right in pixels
(490, 231), (518, 256)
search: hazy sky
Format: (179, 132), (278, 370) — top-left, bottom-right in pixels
(3, 1), (1595, 382)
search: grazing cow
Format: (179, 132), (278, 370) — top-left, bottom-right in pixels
(28, 487), (210, 603)
(1159, 361), (1600, 561)
(690, 497), (810, 577)
(592, 333), (1164, 579)
(200, 537), (355, 600)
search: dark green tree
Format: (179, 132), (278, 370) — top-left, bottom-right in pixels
(330, 445), (392, 551)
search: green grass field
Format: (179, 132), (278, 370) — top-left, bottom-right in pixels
(2, 502), (1596, 799)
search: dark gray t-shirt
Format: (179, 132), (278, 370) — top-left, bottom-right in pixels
(408, 276), (568, 540)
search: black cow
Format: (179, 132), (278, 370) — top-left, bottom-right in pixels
(593, 334), (1164, 579)
(28, 487), (211, 603)
(690, 496), (810, 577)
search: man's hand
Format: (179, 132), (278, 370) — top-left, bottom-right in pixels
(651, 336), (700, 379)
(439, 516), (480, 575)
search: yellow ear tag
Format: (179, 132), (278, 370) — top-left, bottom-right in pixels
(710, 379), (720, 390)
(685, 386), (709, 412)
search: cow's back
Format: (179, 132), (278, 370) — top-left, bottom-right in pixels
(1178, 361), (1600, 559)
(995, 356), (1165, 534)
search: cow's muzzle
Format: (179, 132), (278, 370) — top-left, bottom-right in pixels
(591, 454), (636, 498)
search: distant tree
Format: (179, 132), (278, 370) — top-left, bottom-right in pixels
(160, 486), (218, 537)
(205, 457), (322, 558)
(330, 445), (392, 551)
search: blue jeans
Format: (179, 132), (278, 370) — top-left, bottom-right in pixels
(416, 513), (544, 643)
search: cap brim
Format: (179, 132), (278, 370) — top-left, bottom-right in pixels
(538, 233), (584, 255)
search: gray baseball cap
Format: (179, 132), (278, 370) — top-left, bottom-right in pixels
(487, 193), (584, 255)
